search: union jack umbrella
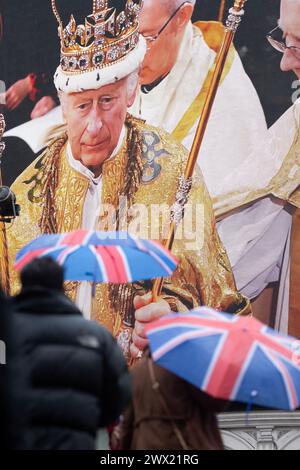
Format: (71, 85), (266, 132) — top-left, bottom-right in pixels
(15, 229), (178, 284)
(145, 307), (300, 410)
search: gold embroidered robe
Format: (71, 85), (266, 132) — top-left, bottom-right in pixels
(4, 116), (250, 360)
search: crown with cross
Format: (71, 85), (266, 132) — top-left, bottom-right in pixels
(52, 0), (143, 75)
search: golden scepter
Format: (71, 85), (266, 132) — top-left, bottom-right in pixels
(152, 0), (248, 301)
(218, 0), (227, 22)
(0, 113), (10, 295)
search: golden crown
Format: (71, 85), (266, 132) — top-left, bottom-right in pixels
(52, 0), (143, 75)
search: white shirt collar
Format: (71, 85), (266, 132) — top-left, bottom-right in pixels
(66, 125), (126, 183)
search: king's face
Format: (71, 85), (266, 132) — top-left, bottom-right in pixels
(61, 78), (132, 177)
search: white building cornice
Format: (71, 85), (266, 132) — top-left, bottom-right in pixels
(218, 411), (300, 450)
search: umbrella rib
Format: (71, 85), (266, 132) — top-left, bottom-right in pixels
(229, 342), (259, 401)
(57, 245), (79, 265)
(83, 229), (94, 245)
(93, 245), (129, 284)
(148, 249), (176, 276)
(260, 345), (299, 409)
(251, 327), (298, 362)
(124, 235), (178, 273)
(148, 316), (235, 334)
(147, 239), (179, 264)
(89, 245), (109, 282)
(113, 246), (133, 283)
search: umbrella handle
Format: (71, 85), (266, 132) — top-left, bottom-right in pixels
(92, 281), (96, 297)
(129, 351), (143, 368)
(152, 279), (163, 303)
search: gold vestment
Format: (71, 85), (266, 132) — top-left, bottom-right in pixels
(4, 115), (250, 360)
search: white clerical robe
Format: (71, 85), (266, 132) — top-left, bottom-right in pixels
(129, 22), (293, 329)
(130, 22), (270, 200)
(213, 97), (300, 332)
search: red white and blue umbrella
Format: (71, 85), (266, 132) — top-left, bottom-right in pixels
(15, 230), (178, 284)
(145, 307), (300, 411)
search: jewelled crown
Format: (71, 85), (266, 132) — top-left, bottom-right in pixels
(52, 0), (143, 75)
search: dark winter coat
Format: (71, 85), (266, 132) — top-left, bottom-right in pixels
(0, 288), (12, 449)
(12, 286), (131, 450)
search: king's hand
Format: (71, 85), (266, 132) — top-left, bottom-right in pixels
(130, 292), (171, 359)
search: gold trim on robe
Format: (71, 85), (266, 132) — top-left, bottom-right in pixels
(214, 122), (300, 219)
(4, 116), (251, 361)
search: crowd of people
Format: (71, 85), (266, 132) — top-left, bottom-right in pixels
(1, 0), (300, 451)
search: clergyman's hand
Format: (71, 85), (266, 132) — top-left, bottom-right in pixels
(130, 292), (171, 359)
(31, 96), (56, 119)
(5, 77), (31, 111)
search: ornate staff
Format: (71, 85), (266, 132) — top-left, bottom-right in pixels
(152, 0), (248, 301)
(218, 0), (227, 22)
(0, 113), (10, 295)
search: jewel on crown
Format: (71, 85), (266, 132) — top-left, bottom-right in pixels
(52, 0), (143, 74)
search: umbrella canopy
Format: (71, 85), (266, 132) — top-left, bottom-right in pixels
(15, 230), (178, 284)
(145, 307), (300, 411)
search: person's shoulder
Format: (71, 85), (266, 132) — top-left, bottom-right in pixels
(77, 317), (116, 345)
(193, 20), (240, 79)
(79, 320), (127, 365)
(193, 20), (226, 53)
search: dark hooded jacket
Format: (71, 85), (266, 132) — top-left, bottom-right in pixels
(12, 286), (131, 450)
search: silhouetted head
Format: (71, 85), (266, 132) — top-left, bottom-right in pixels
(20, 257), (64, 292)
